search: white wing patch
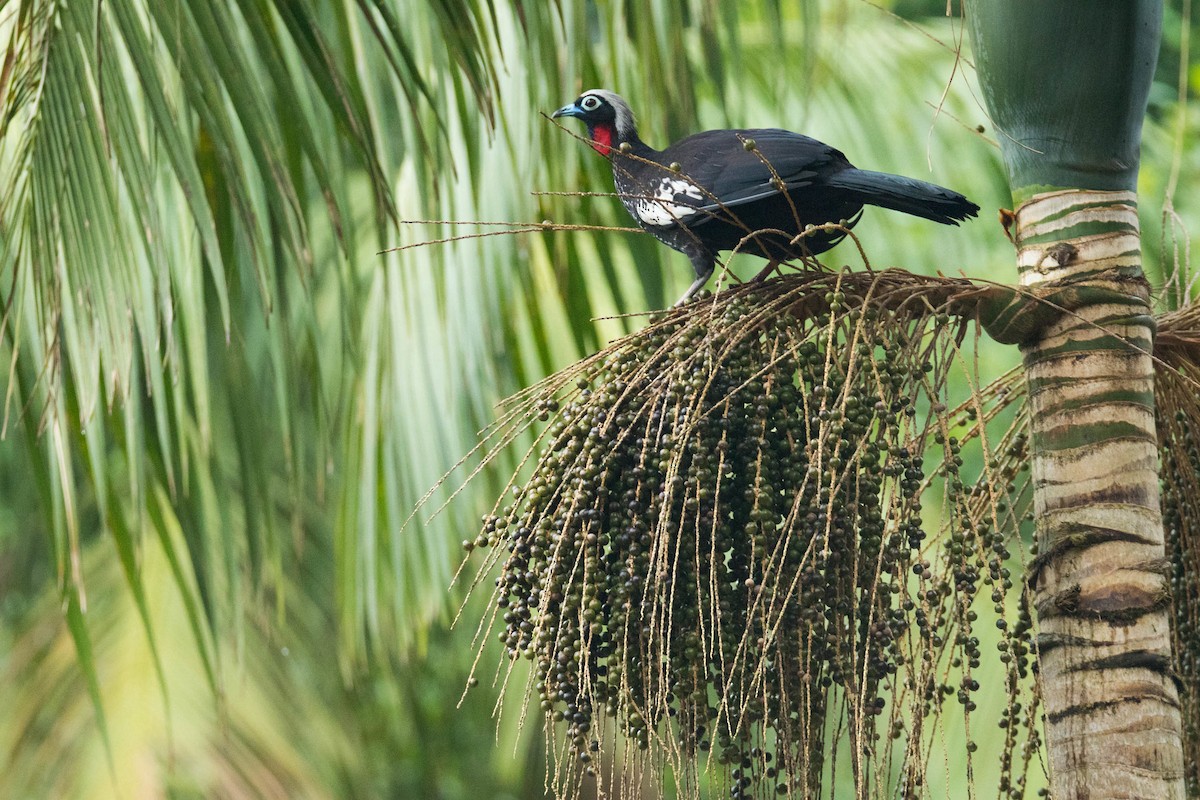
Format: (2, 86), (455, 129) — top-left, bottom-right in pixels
(634, 177), (705, 227)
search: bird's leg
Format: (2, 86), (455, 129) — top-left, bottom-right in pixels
(752, 260), (782, 282)
(675, 253), (715, 306)
(674, 272), (712, 306)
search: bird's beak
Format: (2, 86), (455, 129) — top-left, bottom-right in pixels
(552, 102), (582, 119)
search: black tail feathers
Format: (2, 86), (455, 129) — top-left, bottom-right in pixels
(827, 169), (979, 225)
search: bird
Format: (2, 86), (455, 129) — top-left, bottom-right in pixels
(552, 90), (980, 305)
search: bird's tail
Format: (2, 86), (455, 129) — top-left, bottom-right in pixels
(827, 169), (979, 225)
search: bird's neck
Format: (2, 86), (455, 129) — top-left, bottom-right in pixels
(588, 122), (654, 160)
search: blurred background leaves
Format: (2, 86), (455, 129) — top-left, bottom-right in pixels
(0, 0), (1193, 797)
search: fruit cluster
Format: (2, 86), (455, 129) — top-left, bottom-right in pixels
(464, 277), (1038, 799)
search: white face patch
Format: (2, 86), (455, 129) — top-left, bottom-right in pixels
(634, 176), (705, 227)
(580, 88), (636, 140)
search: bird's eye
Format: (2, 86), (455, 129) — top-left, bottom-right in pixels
(580, 95), (601, 111)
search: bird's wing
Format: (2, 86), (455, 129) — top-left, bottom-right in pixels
(637, 129), (848, 229)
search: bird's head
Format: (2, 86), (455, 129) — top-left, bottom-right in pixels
(552, 89), (637, 157)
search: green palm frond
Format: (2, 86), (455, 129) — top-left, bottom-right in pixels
(0, 0), (479, 752)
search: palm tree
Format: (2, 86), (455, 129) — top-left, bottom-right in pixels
(969, 2), (1185, 796)
(0, 0), (1195, 797)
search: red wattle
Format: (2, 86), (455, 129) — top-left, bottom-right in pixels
(589, 124), (614, 156)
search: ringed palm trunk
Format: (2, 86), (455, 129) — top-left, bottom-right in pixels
(968, 2), (1186, 797)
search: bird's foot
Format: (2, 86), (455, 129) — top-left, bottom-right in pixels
(674, 273), (713, 307)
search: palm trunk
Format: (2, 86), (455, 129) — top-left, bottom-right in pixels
(968, 2), (1185, 797)
(1014, 190), (1184, 798)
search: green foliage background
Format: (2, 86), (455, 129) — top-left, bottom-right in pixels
(0, 0), (1194, 797)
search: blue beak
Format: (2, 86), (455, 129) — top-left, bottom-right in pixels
(552, 102), (582, 119)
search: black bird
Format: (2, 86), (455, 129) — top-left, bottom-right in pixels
(552, 90), (979, 305)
